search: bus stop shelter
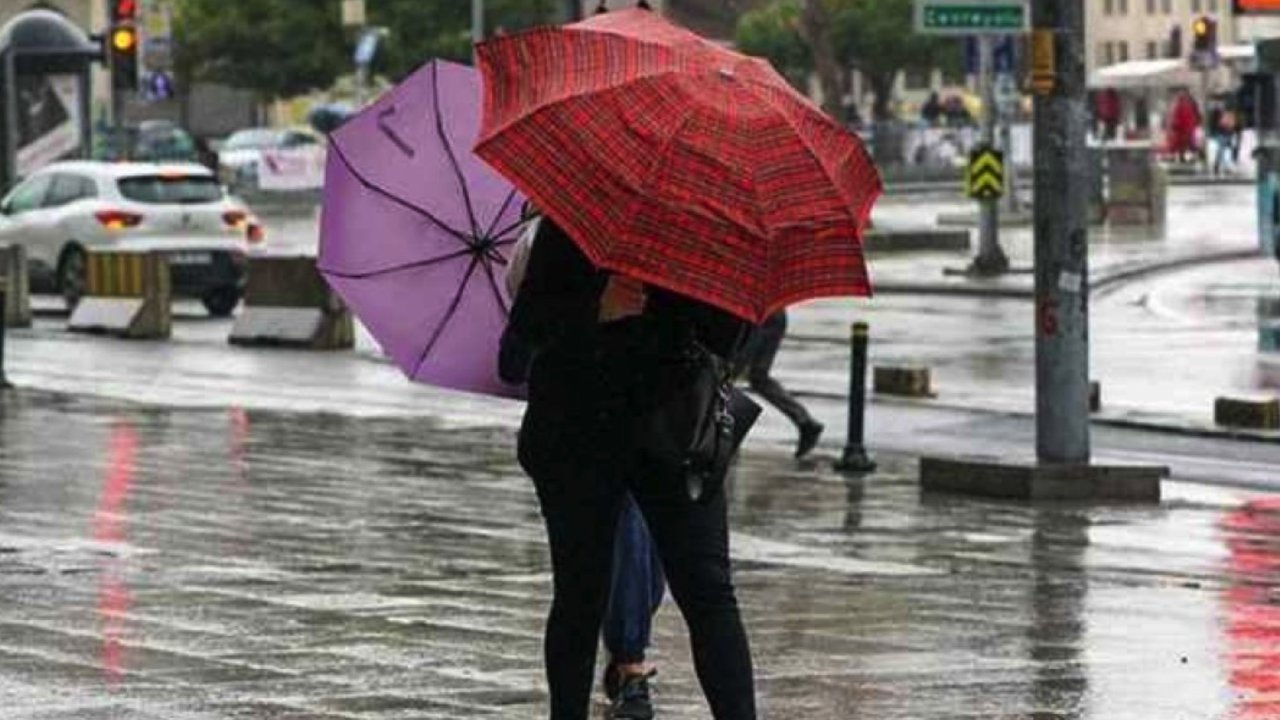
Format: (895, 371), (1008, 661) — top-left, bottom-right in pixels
(0, 9), (99, 192)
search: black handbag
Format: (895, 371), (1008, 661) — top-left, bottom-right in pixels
(637, 341), (761, 502)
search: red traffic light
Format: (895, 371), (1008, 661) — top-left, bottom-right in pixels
(113, 0), (137, 21)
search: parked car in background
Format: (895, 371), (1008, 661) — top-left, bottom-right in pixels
(0, 161), (253, 316)
(218, 127), (323, 191)
(94, 120), (200, 164)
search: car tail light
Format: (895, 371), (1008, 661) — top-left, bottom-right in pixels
(94, 210), (143, 230)
(222, 210), (248, 228)
(245, 221), (265, 245)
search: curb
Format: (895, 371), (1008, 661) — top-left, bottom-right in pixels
(874, 245), (1262, 299)
(787, 387), (1280, 446)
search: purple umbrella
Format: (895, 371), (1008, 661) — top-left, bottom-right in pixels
(319, 60), (526, 398)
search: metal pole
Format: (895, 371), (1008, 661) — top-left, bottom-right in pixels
(1032, 0), (1090, 465)
(472, 0), (485, 46)
(563, 0), (583, 22)
(1001, 91), (1020, 213)
(0, 285), (11, 389)
(973, 35), (1010, 275)
(835, 322), (876, 474)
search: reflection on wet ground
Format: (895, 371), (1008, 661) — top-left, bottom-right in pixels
(0, 391), (1275, 719)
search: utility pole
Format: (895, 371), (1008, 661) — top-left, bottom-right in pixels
(1032, 0), (1090, 464)
(971, 36), (1011, 275)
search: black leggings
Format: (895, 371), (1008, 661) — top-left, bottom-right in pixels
(532, 453), (756, 720)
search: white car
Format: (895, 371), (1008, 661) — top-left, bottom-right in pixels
(218, 127), (323, 191)
(0, 161), (253, 316)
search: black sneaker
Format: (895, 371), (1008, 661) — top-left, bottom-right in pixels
(795, 420), (824, 459)
(609, 670), (656, 720)
(602, 662), (622, 702)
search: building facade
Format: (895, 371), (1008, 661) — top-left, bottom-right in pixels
(1086, 0), (1236, 76)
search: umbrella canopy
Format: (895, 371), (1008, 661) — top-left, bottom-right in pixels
(475, 8), (881, 323)
(319, 60), (526, 398)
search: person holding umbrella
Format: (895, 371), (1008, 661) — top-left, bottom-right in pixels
(477, 8), (881, 719)
(503, 215), (756, 720)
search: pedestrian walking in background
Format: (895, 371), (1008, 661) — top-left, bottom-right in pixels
(738, 311), (824, 459)
(1166, 91), (1202, 164)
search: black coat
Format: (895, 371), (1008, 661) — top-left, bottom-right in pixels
(501, 218), (747, 479)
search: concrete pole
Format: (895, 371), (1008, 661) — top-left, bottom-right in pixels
(973, 36), (1010, 275)
(1001, 86), (1020, 213)
(1032, 0), (1091, 465)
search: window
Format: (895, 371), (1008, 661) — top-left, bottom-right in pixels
(1148, 40), (1160, 58)
(1119, 0), (1129, 13)
(1101, 42), (1116, 66)
(117, 175), (223, 205)
(1208, 0), (1218, 10)
(1147, 0), (1156, 12)
(1162, 0), (1172, 12)
(44, 174), (97, 208)
(1118, 42), (1129, 62)
(1192, 0), (1201, 11)
(0, 174), (52, 215)
(1105, 0), (1114, 13)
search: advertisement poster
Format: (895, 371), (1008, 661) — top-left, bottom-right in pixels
(14, 74), (81, 178)
(258, 147), (327, 191)
(1235, 0), (1280, 13)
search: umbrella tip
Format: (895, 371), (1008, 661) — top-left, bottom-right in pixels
(637, 0), (652, 8)
(595, 1), (608, 13)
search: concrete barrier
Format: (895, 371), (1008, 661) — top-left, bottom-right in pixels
(229, 256), (353, 350)
(874, 366), (933, 398)
(0, 244), (31, 328)
(67, 252), (171, 339)
(1214, 397), (1280, 430)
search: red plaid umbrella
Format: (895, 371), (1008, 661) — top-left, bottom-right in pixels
(474, 8), (882, 323)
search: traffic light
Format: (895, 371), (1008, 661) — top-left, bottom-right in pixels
(1192, 15), (1217, 56)
(109, 0), (138, 92)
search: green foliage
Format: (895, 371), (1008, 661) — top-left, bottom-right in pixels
(827, 0), (958, 83)
(174, 0), (348, 101)
(173, 0), (564, 101)
(734, 0), (811, 88)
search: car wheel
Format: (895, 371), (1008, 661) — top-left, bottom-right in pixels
(201, 287), (240, 317)
(58, 246), (87, 311)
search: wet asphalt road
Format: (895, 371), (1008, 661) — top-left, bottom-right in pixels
(0, 392), (1277, 719)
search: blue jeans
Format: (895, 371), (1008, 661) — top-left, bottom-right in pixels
(603, 493), (666, 664)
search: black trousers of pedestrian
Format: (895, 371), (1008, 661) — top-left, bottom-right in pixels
(744, 312), (814, 429)
(531, 451), (756, 720)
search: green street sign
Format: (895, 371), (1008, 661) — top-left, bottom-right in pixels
(915, 0), (1029, 35)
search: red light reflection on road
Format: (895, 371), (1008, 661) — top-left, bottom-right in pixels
(1222, 497), (1280, 719)
(94, 421), (137, 686)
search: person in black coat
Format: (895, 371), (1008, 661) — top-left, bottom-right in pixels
(501, 217), (757, 720)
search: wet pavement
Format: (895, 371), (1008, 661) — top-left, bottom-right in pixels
(0, 391), (1277, 719)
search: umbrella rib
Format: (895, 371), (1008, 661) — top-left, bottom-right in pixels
(488, 216), (532, 243)
(329, 141), (475, 248)
(482, 187), (521, 240)
(414, 254), (484, 376)
(319, 247), (476, 280)
(432, 61), (483, 242)
(478, 252), (511, 316)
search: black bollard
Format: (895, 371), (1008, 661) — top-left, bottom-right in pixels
(0, 286), (11, 389)
(835, 321), (875, 474)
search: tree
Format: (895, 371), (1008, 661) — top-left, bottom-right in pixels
(173, 0), (348, 102)
(173, 0), (563, 104)
(733, 0), (811, 90)
(827, 0), (960, 121)
(797, 0), (842, 120)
